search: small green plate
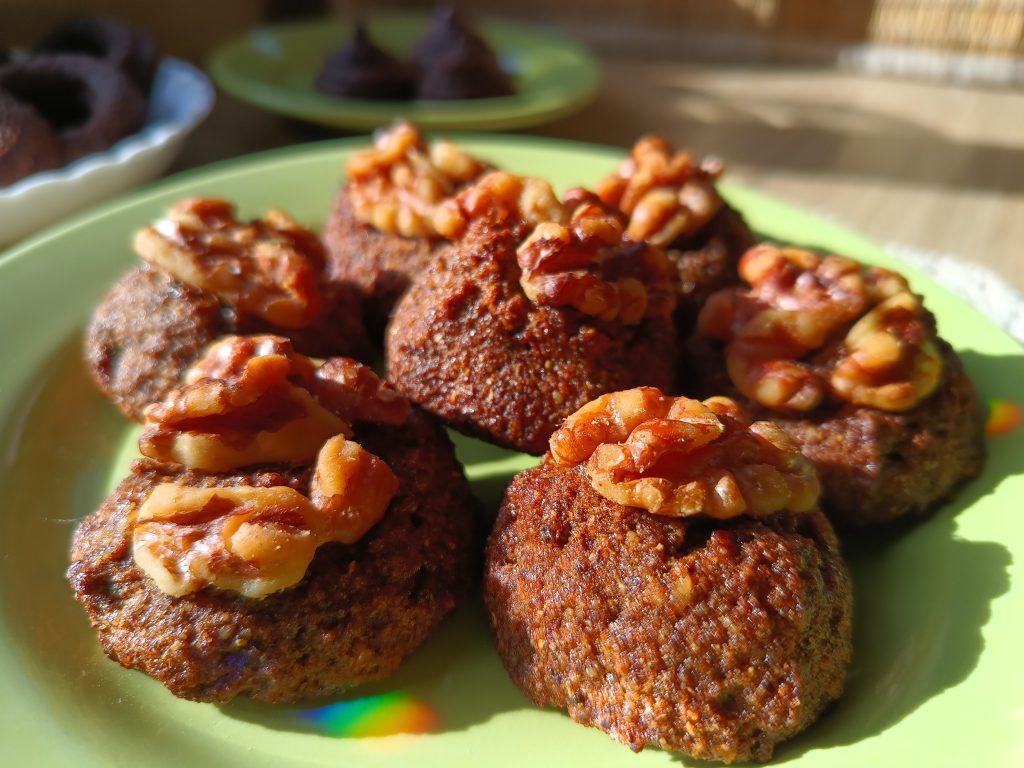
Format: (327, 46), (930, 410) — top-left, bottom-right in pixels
(207, 14), (601, 131)
(0, 136), (1022, 767)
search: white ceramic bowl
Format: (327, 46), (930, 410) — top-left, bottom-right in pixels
(0, 57), (215, 245)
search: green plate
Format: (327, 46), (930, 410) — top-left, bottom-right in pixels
(207, 14), (601, 131)
(1, 136), (1022, 767)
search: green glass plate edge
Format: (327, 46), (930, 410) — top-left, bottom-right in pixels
(206, 13), (602, 131)
(0, 135), (1020, 768)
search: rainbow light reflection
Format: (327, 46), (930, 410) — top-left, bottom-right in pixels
(986, 398), (1023, 437)
(298, 692), (440, 737)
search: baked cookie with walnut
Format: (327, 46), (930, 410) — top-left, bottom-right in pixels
(324, 120), (491, 333)
(85, 198), (369, 420)
(386, 172), (679, 455)
(596, 135), (755, 332)
(687, 244), (985, 527)
(485, 388), (852, 763)
(69, 335), (478, 702)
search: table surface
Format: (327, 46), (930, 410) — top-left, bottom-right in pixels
(172, 57), (1023, 294)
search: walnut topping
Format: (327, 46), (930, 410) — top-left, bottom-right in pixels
(139, 335), (407, 472)
(134, 198), (324, 329)
(596, 135), (725, 246)
(132, 336), (406, 599)
(310, 434), (398, 543)
(346, 120), (489, 238)
(515, 197), (676, 323)
(139, 336), (347, 472)
(549, 388), (820, 519)
(698, 244), (942, 412)
(181, 333), (317, 385)
(433, 171), (568, 240)
(830, 292), (943, 411)
(132, 484), (321, 598)
(314, 357), (410, 426)
(133, 436), (398, 599)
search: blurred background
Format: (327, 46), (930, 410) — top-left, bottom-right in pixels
(2, 0), (1022, 299)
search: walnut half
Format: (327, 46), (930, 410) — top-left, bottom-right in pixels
(133, 434), (398, 599)
(346, 120), (490, 239)
(310, 434), (399, 544)
(433, 171), (568, 240)
(139, 335), (348, 472)
(550, 388), (820, 519)
(515, 197), (677, 324)
(831, 291), (943, 411)
(698, 244), (943, 412)
(132, 483), (321, 599)
(134, 198), (324, 329)
(139, 335), (408, 472)
(596, 135), (725, 246)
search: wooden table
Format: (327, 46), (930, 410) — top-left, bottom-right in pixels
(172, 57), (1024, 293)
